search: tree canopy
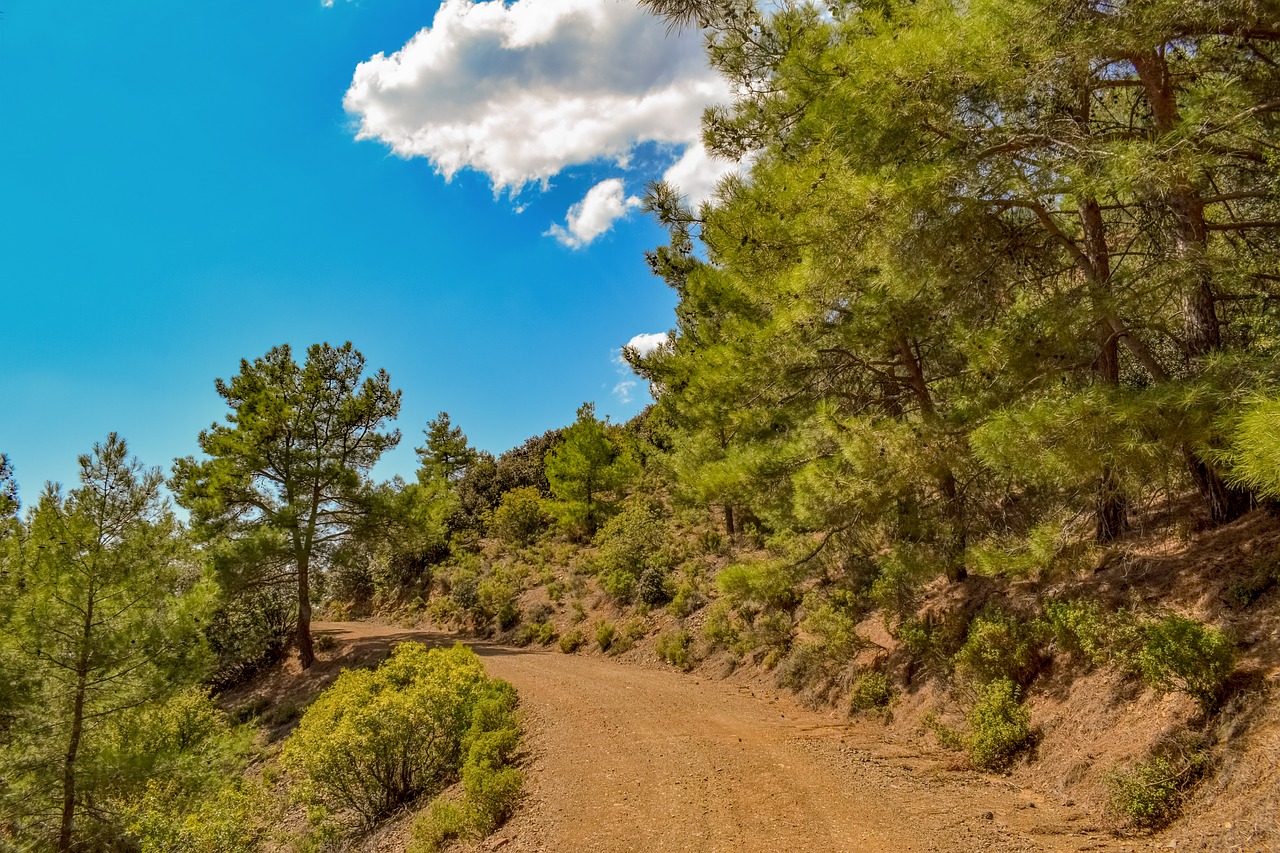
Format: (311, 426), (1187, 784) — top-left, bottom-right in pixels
(172, 342), (401, 668)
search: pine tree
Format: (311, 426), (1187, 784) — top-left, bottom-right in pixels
(172, 342), (400, 669)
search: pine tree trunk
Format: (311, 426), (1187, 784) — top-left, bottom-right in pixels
(895, 334), (966, 580)
(297, 551), (315, 670)
(1130, 49), (1254, 526)
(1079, 194), (1129, 542)
(724, 504), (736, 536)
(59, 594), (95, 852)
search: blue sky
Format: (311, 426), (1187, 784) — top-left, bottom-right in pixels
(0, 0), (731, 500)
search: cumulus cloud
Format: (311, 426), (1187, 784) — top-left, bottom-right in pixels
(624, 331), (669, 357)
(546, 179), (641, 248)
(343, 0), (735, 200)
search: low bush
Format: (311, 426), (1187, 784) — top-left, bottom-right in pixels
(1043, 598), (1115, 666)
(716, 560), (798, 613)
(490, 486), (551, 546)
(281, 643), (518, 826)
(203, 589), (295, 688)
(656, 630), (695, 671)
(593, 499), (670, 603)
(127, 780), (267, 853)
(637, 564), (673, 606)
(667, 581), (706, 618)
(595, 619), (617, 652)
(608, 618), (647, 655)
(966, 678), (1032, 770)
(953, 610), (1045, 689)
(476, 578), (520, 630)
(1109, 743), (1206, 830)
(514, 621), (557, 647)
(848, 672), (895, 714)
(701, 600), (741, 651)
(1134, 615), (1236, 711)
(558, 628), (586, 654)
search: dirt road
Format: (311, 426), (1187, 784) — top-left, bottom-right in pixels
(312, 621), (1128, 853)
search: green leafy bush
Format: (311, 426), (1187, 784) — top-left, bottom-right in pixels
(281, 642), (517, 826)
(203, 589), (295, 688)
(558, 628), (586, 653)
(1043, 598), (1115, 666)
(592, 499), (668, 602)
(490, 486), (551, 546)
(409, 798), (469, 853)
(966, 678), (1032, 770)
(637, 564), (673, 606)
(667, 580), (706, 618)
(608, 618), (647, 655)
(656, 630), (695, 670)
(128, 780), (267, 853)
(701, 600), (742, 651)
(595, 619), (617, 652)
(848, 672), (895, 714)
(1135, 615), (1236, 710)
(953, 610), (1045, 688)
(514, 621), (557, 647)
(716, 560), (798, 612)
(477, 578), (520, 630)
(1109, 745), (1206, 829)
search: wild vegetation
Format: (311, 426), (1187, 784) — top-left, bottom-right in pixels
(4, 0), (1280, 848)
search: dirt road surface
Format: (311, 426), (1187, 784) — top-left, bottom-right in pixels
(312, 621), (1130, 853)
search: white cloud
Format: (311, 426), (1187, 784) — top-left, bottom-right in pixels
(612, 379), (637, 404)
(343, 0), (735, 201)
(546, 179), (641, 248)
(624, 331), (669, 357)
(661, 141), (736, 207)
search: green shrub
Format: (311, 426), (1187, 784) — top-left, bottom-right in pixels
(1135, 615), (1236, 710)
(716, 560), (797, 612)
(490, 486), (551, 546)
(599, 567), (638, 603)
(953, 611), (1045, 688)
(656, 630), (695, 670)
(750, 610), (795, 668)
(593, 500), (668, 603)
(558, 628), (586, 653)
(637, 565), (673, 606)
(701, 600), (741, 651)
(281, 643), (516, 826)
(462, 763), (523, 834)
(667, 581), (705, 618)
(448, 567), (481, 617)
(867, 547), (935, 621)
(1043, 598), (1115, 666)
(514, 621), (557, 647)
(1108, 747), (1206, 829)
(849, 672), (895, 714)
(128, 780), (267, 853)
(595, 619), (617, 652)
(922, 712), (966, 751)
(477, 578), (520, 630)
(409, 797), (469, 853)
(427, 595), (461, 625)
(203, 589), (295, 688)
(609, 618), (647, 655)
(966, 678), (1032, 770)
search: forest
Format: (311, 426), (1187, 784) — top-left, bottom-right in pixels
(4, 0), (1280, 849)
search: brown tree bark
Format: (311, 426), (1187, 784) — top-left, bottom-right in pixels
(1130, 48), (1254, 525)
(895, 334), (966, 580)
